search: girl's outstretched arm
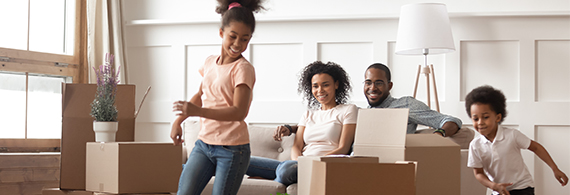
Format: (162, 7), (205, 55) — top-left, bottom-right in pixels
(528, 140), (569, 186)
(325, 124), (356, 155)
(174, 84), (252, 121)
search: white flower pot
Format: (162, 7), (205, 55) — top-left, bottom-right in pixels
(93, 121), (118, 142)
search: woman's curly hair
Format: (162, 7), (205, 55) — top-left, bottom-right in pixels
(465, 85), (507, 124)
(298, 61), (352, 109)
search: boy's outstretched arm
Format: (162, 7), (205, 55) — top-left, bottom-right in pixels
(473, 168), (513, 195)
(528, 140), (569, 186)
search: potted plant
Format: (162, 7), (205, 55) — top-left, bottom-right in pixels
(90, 53), (120, 142)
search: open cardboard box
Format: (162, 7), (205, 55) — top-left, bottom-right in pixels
(60, 84), (137, 190)
(298, 156), (416, 195)
(352, 108), (460, 195)
(85, 142), (181, 194)
(354, 136), (460, 195)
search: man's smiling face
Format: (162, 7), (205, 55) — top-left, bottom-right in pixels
(364, 68), (392, 107)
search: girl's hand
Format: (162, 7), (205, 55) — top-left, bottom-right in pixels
(170, 123), (184, 146)
(173, 101), (200, 116)
(553, 168), (569, 186)
(491, 182), (512, 195)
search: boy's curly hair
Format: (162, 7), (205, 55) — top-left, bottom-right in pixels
(298, 61), (352, 109)
(465, 85), (507, 123)
(216, 0), (265, 33)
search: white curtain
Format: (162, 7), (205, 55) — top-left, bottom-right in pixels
(87, 0), (127, 84)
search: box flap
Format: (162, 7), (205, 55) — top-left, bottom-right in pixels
(60, 83), (136, 190)
(406, 134), (460, 148)
(354, 108), (409, 147)
(62, 84), (135, 118)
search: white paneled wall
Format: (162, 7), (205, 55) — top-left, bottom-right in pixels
(122, 1), (570, 194)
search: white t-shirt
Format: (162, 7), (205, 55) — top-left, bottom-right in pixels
(468, 126), (533, 194)
(298, 104), (358, 156)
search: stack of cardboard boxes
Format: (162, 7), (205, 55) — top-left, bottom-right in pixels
(299, 108), (460, 195)
(44, 84), (181, 195)
(352, 108), (460, 195)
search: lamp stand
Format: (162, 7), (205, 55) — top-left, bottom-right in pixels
(412, 52), (440, 112)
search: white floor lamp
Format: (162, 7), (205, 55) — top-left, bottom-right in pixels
(395, 3), (455, 112)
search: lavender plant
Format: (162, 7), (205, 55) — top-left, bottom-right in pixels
(90, 53), (120, 121)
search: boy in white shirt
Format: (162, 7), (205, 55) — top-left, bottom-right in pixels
(466, 85), (568, 195)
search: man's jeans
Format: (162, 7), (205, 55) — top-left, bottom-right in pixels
(177, 139), (251, 195)
(245, 156), (297, 186)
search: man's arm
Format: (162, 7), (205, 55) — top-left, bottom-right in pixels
(438, 121), (460, 137)
(405, 97), (462, 137)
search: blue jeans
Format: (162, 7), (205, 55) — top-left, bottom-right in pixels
(245, 156), (297, 186)
(177, 139), (251, 195)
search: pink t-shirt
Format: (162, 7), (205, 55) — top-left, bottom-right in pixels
(197, 55), (255, 145)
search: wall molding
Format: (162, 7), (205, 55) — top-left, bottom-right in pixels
(125, 11), (570, 26)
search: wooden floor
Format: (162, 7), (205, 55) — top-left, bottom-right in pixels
(0, 153), (60, 195)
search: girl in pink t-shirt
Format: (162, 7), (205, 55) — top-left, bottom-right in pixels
(170, 1), (264, 194)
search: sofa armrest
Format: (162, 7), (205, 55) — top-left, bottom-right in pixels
(415, 127), (475, 149)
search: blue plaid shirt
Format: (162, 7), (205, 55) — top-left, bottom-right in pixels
(370, 95), (462, 134)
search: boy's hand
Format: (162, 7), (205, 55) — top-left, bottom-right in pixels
(491, 182), (512, 195)
(553, 169), (569, 186)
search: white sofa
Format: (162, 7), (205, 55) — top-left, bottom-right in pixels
(182, 120), (486, 195)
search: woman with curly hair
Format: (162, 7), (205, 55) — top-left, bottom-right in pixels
(245, 61), (358, 185)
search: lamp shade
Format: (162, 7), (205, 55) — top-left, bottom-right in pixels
(395, 3), (455, 55)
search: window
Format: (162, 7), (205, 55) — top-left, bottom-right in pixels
(0, 0), (85, 152)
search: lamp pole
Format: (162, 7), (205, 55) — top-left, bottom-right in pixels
(412, 48), (440, 112)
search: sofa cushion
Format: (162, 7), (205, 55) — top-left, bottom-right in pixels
(248, 125), (295, 161)
(183, 120), (294, 162)
(287, 183), (298, 195)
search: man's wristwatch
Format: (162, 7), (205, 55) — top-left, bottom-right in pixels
(284, 124), (293, 133)
(433, 129), (446, 137)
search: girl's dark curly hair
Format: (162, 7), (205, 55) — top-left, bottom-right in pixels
(216, 0), (265, 33)
(465, 85), (507, 124)
(298, 61), (352, 109)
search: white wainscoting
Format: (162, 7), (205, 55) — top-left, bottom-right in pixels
(122, 1), (570, 194)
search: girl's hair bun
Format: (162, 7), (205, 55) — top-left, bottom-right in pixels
(215, 0), (265, 15)
(215, 0), (265, 33)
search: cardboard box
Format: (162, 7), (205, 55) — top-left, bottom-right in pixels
(354, 134), (460, 195)
(300, 157), (416, 195)
(353, 108), (409, 163)
(352, 145), (406, 162)
(60, 84), (136, 189)
(42, 188), (94, 195)
(405, 134), (460, 195)
(353, 108), (409, 147)
(85, 142), (181, 194)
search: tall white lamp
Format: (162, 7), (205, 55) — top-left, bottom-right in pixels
(395, 3), (455, 112)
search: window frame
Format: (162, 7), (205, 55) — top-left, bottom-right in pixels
(0, 0), (87, 152)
